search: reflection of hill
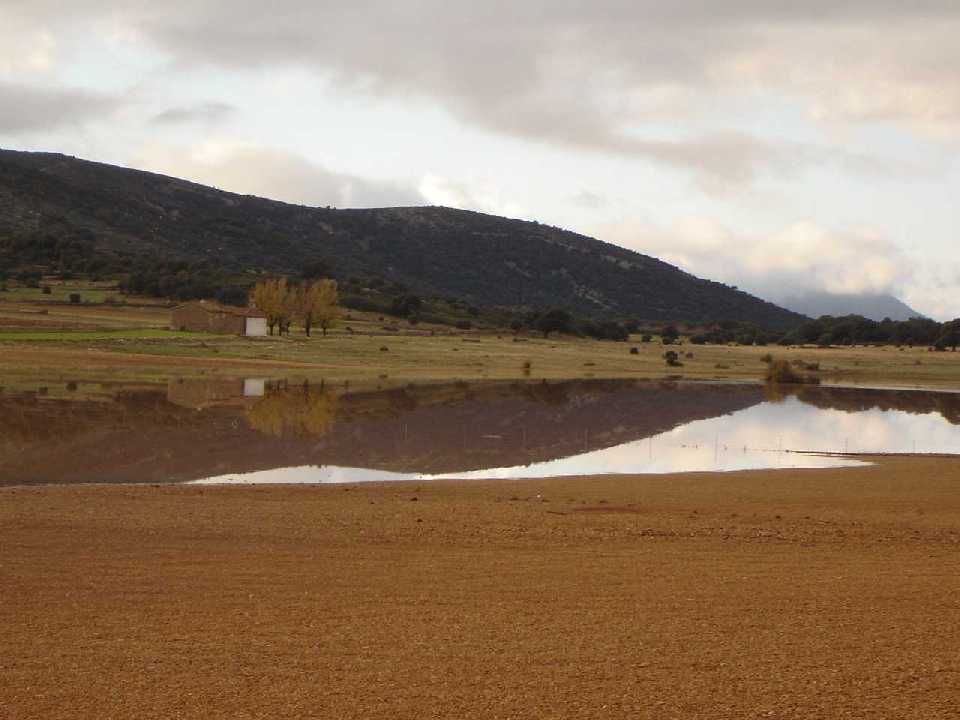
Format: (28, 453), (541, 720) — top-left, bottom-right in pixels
(778, 386), (960, 425)
(1, 380), (764, 485)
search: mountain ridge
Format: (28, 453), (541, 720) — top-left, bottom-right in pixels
(0, 148), (806, 329)
(776, 291), (925, 322)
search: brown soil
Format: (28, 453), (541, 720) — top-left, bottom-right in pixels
(3, 458), (960, 719)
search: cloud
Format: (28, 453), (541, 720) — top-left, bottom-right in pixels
(9, 2), (958, 183)
(0, 82), (120, 134)
(132, 141), (425, 208)
(599, 216), (916, 301)
(569, 190), (607, 210)
(418, 175), (524, 218)
(899, 262), (960, 321)
(150, 102), (235, 126)
(0, 9), (58, 76)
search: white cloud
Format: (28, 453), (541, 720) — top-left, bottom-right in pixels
(9, 2), (957, 184)
(599, 216), (916, 301)
(418, 175), (524, 218)
(0, 10), (58, 76)
(133, 141), (425, 208)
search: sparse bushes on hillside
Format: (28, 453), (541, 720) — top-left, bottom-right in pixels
(579, 320), (629, 342)
(535, 309), (573, 338)
(390, 294), (423, 318)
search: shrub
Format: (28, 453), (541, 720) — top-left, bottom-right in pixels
(390, 294), (423, 317)
(629, 347), (639, 355)
(535, 308), (572, 338)
(765, 358), (820, 385)
(664, 350), (683, 367)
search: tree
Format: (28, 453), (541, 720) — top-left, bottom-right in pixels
(252, 278), (295, 336)
(301, 259), (332, 280)
(661, 325), (679, 344)
(536, 308), (572, 338)
(280, 283), (302, 335)
(938, 319), (960, 351)
(301, 279), (339, 337)
(390, 294), (422, 317)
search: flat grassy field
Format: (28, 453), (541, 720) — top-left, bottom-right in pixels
(2, 300), (960, 390)
(0, 280), (125, 304)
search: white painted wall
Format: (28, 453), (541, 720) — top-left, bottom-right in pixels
(245, 317), (268, 337)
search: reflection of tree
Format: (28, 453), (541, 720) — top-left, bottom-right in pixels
(763, 383), (788, 404)
(246, 385), (339, 438)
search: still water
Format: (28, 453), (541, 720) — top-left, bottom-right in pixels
(3, 379), (960, 486)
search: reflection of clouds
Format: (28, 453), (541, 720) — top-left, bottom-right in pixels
(193, 397), (960, 485)
(193, 466), (411, 485)
(677, 398), (960, 456)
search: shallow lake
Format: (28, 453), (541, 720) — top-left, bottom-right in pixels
(3, 378), (960, 486)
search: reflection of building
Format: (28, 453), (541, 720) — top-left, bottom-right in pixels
(167, 378), (247, 409)
(171, 301), (267, 336)
(166, 378), (271, 409)
(243, 379), (266, 397)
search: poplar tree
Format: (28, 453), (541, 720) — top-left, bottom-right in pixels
(301, 279), (339, 337)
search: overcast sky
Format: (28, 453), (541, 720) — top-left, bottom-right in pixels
(2, 1), (958, 317)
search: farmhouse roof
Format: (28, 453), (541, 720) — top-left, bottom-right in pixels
(174, 300), (266, 318)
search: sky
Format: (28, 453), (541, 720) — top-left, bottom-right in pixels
(1, 1), (958, 318)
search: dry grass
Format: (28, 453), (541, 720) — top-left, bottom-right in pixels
(2, 302), (960, 390)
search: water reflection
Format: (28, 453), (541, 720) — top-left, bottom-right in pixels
(2, 378), (960, 486)
(246, 382), (338, 438)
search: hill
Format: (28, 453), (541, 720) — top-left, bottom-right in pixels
(776, 291), (925, 322)
(0, 149), (805, 329)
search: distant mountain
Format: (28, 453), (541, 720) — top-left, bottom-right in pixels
(775, 291), (925, 322)
(0, 149), (805, 329)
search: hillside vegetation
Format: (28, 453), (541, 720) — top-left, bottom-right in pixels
(0, 149), (804, 329)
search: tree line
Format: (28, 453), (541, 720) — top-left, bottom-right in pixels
(251, 278), (339, 336)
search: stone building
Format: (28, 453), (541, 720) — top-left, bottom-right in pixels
(171, 300), (268, 336)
